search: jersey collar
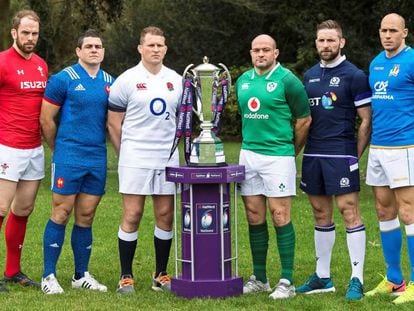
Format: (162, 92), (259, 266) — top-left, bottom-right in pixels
(250, 62), (280, 80)
(319, 55), (346, 68)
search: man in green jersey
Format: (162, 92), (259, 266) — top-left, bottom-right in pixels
(236, 34), (311, 300)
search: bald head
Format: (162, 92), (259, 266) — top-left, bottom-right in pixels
(379, 13), (408, 57)
(381, 13), (406, 29)
(251, 34), (277, 49)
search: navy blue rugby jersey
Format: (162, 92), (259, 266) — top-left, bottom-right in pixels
(303, 56), (371, 156)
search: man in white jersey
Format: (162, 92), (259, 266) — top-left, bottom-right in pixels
(108, 26), (182, 294)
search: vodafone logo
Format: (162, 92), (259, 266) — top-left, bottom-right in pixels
(247, 97), (260, 112)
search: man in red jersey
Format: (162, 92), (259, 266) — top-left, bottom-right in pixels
(0, 9), (48, 292)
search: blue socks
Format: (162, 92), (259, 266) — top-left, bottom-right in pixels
(71, 224), (92, 279)
(43, 219), (66, 278)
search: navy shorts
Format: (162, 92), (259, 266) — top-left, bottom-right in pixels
(300, 156), (360, 196)
(51, 163), (106, 196)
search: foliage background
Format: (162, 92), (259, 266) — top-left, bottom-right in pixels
(1, 0), (414, 139)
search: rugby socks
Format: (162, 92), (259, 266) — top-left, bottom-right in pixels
(405, 223), (414, 282)
(71, 224), (92, 279)
(314, 223), (335, 278)
(379, 218), (403, 284)
(4, 212), (28, 277)
(248, 222), (269, 283)
(154, 226), (173, 275)
(275, 221), (295, 283)
(43, 219), (66, 278)
(0, 215), (4, 231)
(346, 224), (366, 283)
(118, 227), (137, 277)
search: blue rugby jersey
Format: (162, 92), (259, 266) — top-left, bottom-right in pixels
(44, 63), (114, 166)
(369, 46), (414, 147)
(303, 56), (371, 156)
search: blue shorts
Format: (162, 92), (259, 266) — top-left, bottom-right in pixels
(300, 156), (360, 196)
(51, 163), (106, 196)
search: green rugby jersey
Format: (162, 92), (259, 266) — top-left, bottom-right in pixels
(236, 63), (310, 156)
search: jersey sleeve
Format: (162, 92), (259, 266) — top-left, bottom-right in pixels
(351, 69), (371, 108)
(43, 73), (68, 106)
(283, 72), (310, 118)
(108, 73), (129, 112)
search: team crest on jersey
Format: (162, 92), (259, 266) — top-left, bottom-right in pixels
(17, 69), (24, 75)
(105, 85), (110, 94)
(247, 97), (260, 112)
(389, 64), (400, 77)
(136, 83), (147, 90)
(321, 92), (337, 110)
(56, 177), (64, 189)
(166, 82), (174, 91)
(38, 66), (45, 77)
(329, 77), (340, 87)
(266, 82), (277, 92)
(1, 163), (9, 175)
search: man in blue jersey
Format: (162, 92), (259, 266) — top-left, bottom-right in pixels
(296, 20), (371, 301)
(39, 29), (114, 294)
(107, 26), (182, 294)
(365, 13), (414, 305)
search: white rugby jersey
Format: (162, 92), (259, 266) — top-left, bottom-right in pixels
(109, 62), (182, 169)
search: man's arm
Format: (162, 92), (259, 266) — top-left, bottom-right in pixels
(107, 110), (125, 156)
(39, 100), (61, 152)
(356, 106), (372, 158)
(294, 115), (312, 156)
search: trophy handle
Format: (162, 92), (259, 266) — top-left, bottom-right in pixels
(218, 63), (232, 94)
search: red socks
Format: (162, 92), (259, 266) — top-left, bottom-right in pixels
(4, 212), (28, 277)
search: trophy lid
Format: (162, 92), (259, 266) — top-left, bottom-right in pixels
(193, 56), (219, 73)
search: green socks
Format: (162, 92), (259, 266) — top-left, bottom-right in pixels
(248, 222), (269, 283)
(275, 221), (295, 283)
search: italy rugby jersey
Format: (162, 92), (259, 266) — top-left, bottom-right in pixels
(369, 46), (414, 147)
(303, 56), (371, 156)
(44, 63), (114, 167)
(108, 62), (182, 169)
(236, 63), (310, 156)
(0, 47), (48, 148)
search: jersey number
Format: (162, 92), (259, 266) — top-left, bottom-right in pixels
(150, 98), (169, 120)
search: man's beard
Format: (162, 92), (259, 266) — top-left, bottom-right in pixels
(319, 48), (340, 62)
(15, 36), (36, 54)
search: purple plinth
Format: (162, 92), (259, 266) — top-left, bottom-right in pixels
(166, 165), (245, 298)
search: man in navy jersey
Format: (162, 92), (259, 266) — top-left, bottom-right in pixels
(296, 20), (371, 300)
(365, 13), (414, 305)
(39, 29), (114, 294)
(0, 9), (47, 292)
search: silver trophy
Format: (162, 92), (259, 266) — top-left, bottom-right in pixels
(184, 56), (231, 166)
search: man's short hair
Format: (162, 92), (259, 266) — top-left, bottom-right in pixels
(12, 9), (40, 30)
(140, 26), (165, 44)
(77, 29), (102, 48)
(316, 19), (343, 38)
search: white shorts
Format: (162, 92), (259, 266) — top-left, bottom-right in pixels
(0, 144), (44, 182)
(118, 166), (175, 195)
(239, 149), (296, 197)
(366, 147), (414, 188)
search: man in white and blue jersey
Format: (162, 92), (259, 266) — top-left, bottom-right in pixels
(296, 20), (371, 300)
(365, 13), (414, 304)
(39, 29), (114, 294)
(107, 26), (182, 294)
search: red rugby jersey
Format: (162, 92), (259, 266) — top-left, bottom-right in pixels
(0, 47), (48, 148)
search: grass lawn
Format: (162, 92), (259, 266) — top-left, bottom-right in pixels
(0, 141), (412, 310)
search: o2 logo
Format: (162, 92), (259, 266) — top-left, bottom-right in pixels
(150, 98), (170, 120)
